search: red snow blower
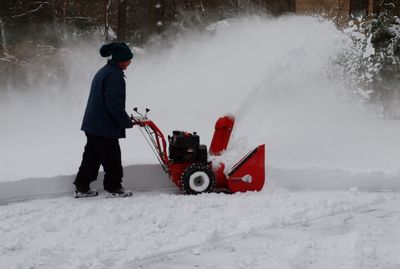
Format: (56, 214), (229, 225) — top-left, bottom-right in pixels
(132, 108), (265, 194)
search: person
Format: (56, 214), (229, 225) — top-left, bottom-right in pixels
(74, 42), (134, 198)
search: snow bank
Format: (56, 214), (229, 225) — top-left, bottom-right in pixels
(1, 15), (400, 188)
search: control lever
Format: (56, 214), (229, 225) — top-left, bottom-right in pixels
(144, 108), (150, 118)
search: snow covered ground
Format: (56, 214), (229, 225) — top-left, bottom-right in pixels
(1, 15), (400, 268)
(134, 194), (400, 269)
(1, 188), (399, 269)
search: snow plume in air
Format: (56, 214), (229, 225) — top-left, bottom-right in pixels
(0, 43), (102, 181)
(130, 15), (400, 176)
(1, 15), (400, 183)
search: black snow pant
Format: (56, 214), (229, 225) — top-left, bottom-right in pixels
(74, 132), (123, 192)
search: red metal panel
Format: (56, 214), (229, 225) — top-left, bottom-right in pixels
(226, 144), (266, 193)
(168, 162), (190, 189)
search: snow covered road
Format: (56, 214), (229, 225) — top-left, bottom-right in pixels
(133, 197), (400, 269)
(1, 188), (399, 269)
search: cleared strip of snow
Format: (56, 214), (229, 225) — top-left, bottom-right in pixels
(2, 164), (400, 203)
(0, 164), (174, 203)
(269, 168), (400, 191)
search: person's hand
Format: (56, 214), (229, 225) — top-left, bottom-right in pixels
(131, 115), (143, 126)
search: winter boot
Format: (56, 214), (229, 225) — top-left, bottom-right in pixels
(105, 188), (133, 198)
(74, 185), (99, 198)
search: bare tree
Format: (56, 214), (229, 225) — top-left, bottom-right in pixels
(117, 0), (128, 40)
(104, 0), (113, 41)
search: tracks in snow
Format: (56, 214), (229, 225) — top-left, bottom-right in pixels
(121, 197), (393, 269)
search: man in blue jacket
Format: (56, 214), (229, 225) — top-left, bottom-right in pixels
(74, 42), (134, 198)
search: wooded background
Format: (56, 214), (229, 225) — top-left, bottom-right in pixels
(1, 0), (400, 59)
(0, 0), (296, 90)
(1, 0), (399, 101)
(0, 0), (294, 49)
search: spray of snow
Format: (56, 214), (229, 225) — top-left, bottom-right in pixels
(1, 15), (400, 184)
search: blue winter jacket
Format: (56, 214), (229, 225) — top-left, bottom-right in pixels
(81, 60), (133, 139)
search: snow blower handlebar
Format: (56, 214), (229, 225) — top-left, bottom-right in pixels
(132, 108), (169, 172)
(133, 107), (150, 119)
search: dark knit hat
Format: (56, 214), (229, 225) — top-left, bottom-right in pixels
(100, 42), (133, 62)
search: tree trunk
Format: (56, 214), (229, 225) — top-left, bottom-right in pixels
(61, 0), (69, 40)
(171, 0), (178, 21)
(154, 1), (165, 33)
(0, 16), (8, 57)
(148, 0), (156, 34)
(51, 0), (61, 45)
(104, 0), (112, 41)
(117, 0), (128, 41)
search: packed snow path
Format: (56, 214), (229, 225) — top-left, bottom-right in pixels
(1, 189), (399, 269)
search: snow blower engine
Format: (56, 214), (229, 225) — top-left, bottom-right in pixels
(132, 108), (265, 194)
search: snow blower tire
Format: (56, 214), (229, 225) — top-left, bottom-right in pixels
(181, 164), (216, 195)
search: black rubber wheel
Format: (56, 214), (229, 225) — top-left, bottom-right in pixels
(180, 163), (216, 195)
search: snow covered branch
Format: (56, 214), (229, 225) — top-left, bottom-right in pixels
(11, 4), (45, 18)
